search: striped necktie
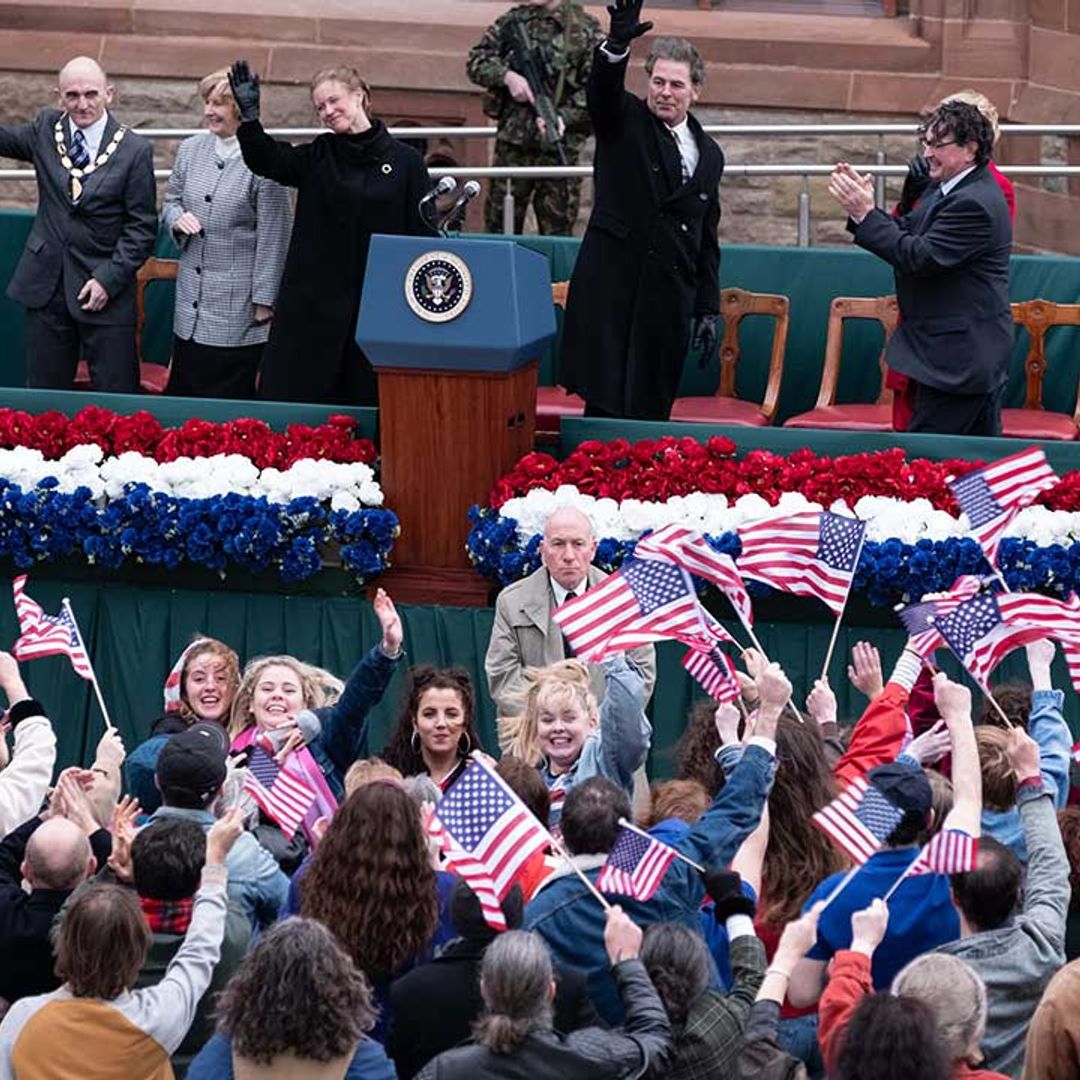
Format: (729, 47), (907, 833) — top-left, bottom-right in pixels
(69, 128), (90, 169)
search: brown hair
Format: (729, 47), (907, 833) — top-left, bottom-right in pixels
(674, 698), (728, 796)
(496, 753), (552, 826)
(759, 717), (848, 928)
(178, 637), (241, 723)
(975, 726), (1016, 812)
(344, 757), (403, 797)
(507, 660), (599, 767)
(228, 655), (343, 739)
(310, 66), (371, 114)
(1058, 807), (1080, 912)
(639, 779), (711, 830)
(300, 783), (438, 982)
(924, 768), (954, 843)
(980, 683), (1031, 730)
(382, 666), (482, 777)
(54, 884), (150, 999)
(217, 918), (375, 1065)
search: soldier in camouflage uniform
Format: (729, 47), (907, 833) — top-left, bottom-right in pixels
(466, 0), (601, 235)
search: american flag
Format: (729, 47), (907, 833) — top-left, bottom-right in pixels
(428, 756), (550, 930)
(812, 775), (905, 864)
(597, 824), (678, 901)
(949, 448), (1058, 563)
(932, 591), (1080, 691)
(908, 829), (978, 876)
(897, 575), (988, 657)
(243, 745), (317, 839)
(737, 510), (866, 616)
(554, 556), (711, 662)
(634, 524), (754, 627)
(11, 576), (93, 680)
(683, 645), (741, 703)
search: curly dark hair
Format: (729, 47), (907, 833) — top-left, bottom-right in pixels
(759, 716), (847, 928)
(981, 682), (1031, 730)
(835, 994), (951, 1080)
(217, 917), (375, 1065)
(1058, 808), (1080, 913)
(922, 99), (994, 166)
(382, 665), (484, 777)
(674, 699), (730, 796)
(300, 783), (439, 982)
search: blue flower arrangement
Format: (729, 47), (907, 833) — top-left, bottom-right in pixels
(467, 505), (1079, 607)
(0, 478), (398, 584)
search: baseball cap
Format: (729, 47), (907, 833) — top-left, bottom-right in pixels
(155, 722), (229, 806)
(868, 761), (933, 817)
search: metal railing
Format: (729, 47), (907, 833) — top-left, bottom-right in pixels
(2, 122), (1078, 246)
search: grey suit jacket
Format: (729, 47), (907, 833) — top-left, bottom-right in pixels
(486, 564), (657, 717)
(0, 109), (157, 325)
(162, 132), (292, 347)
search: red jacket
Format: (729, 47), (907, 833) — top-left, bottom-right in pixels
(833, 682), (910, 790)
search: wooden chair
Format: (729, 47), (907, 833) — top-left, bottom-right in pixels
(670, 286), (788, 425)
(535, 280), (585, 440)
(783, 295), (899, 431)
(1002, 299), (1080, 440)
(75, 256), (179, 394)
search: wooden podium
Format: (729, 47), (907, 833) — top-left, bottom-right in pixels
(356, 236), (556, 605)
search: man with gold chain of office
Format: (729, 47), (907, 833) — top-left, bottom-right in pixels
(467, 0), (601, 236)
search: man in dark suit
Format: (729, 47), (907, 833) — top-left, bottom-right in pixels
(829, 100), (1013, 436)
(0, 56), (157, 391)
(557, 0), (723, 421)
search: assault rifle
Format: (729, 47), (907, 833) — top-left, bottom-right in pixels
(510, 21), (568, 165)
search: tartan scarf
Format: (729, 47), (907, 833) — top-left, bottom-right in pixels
(139, 895), (194, 935)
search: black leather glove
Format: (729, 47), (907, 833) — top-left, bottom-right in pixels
(703, 866), (756, 922)
(897, 154), (930, 216)
(228, 60), (261, 124)
(691, 313), (718, 367)
(606, 0), (654, 51)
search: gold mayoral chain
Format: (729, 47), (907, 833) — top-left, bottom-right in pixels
(54, 118), (127, 201)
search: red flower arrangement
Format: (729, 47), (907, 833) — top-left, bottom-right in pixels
(490, 437), (1080, 515)
(0, 407), (376, 470)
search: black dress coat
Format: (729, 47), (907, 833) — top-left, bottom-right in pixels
(0, 109), (157, 326)
(387, 935), (599, 1079)
(851, 163), (1013, 397)
(557, 49), (723, 420)
(237, 119), (434, 404)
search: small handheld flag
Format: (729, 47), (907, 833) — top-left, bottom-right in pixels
(597, 824), (679, 901)
(812, 775), (904, 865)
(242, 744), (317, 840)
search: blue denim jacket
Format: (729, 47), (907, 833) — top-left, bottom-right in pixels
(147, 805), (289, 930)
(525, 742), (776, 1023)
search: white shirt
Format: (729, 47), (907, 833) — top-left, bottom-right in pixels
(214, 134), (242, 162)
(940, 164), (976, 197)
(551, 577), (587, 607)
(669, 117), (699, 180)
(69, 111), (109, 162)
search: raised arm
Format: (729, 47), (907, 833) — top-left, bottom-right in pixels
(231, 61), (312, 189)
(933, 672), (981, 837)
(0, 653), (56, 838)
(596, 653), (650, 789)
(1023, 639), (1071, 809)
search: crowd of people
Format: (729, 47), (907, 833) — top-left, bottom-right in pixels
(0, 505), (1077, 1079)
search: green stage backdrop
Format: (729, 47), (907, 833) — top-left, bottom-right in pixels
(1, 212), (1080, 426)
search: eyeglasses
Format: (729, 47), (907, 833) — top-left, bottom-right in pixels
(920, 138), (957, 151)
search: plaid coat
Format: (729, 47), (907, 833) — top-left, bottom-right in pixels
(162, 132), (291, 347)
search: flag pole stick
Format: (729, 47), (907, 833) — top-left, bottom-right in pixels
(982, 689), (1014, 729)
(882, 858), (918, 902)
(548, 831), (612, 911)
(62, 599), (113, 731)
(819, 529), (867, 684)
(731, 609), (803, 723)
(817, 864), (861, 912)
(617, 817), (705, 873)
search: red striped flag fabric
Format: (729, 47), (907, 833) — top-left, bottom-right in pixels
(949, 448), (1058, 564)
(908, 829), (978, 876)
(554, 556), (711, 662)
(812, 775), (904, 865)
(736, 510), (865, 616)
(162, 638), (213, 714)
(597, 824), (678, 901)
(11, 576), (93, 681)
(242, 745), (317, 839)
(683, 646), (741, 703)
(634, 524), (755, 627)
(428, 756), (550, 931)
(897, 575), (988, 657)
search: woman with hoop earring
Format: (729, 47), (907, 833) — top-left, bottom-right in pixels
(382, 667), (486, 792)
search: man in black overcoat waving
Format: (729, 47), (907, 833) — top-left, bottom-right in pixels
(557, 0), (723, 420)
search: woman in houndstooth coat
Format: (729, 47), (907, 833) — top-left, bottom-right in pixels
(162, 69), (292, 398)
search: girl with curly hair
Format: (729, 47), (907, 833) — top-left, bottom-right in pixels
(502, 657), (649, 829)
(381, 666), (485, 791)
(300, 781), (456, 1043)
(187, 917), (395, 1079)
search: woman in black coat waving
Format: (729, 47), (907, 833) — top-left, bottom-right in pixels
(229, 61), (435, 405)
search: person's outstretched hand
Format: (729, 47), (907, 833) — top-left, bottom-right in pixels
(374, 588), (403, 657)
(606, 0), (653, 50)
(228, 60), (261, 123)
